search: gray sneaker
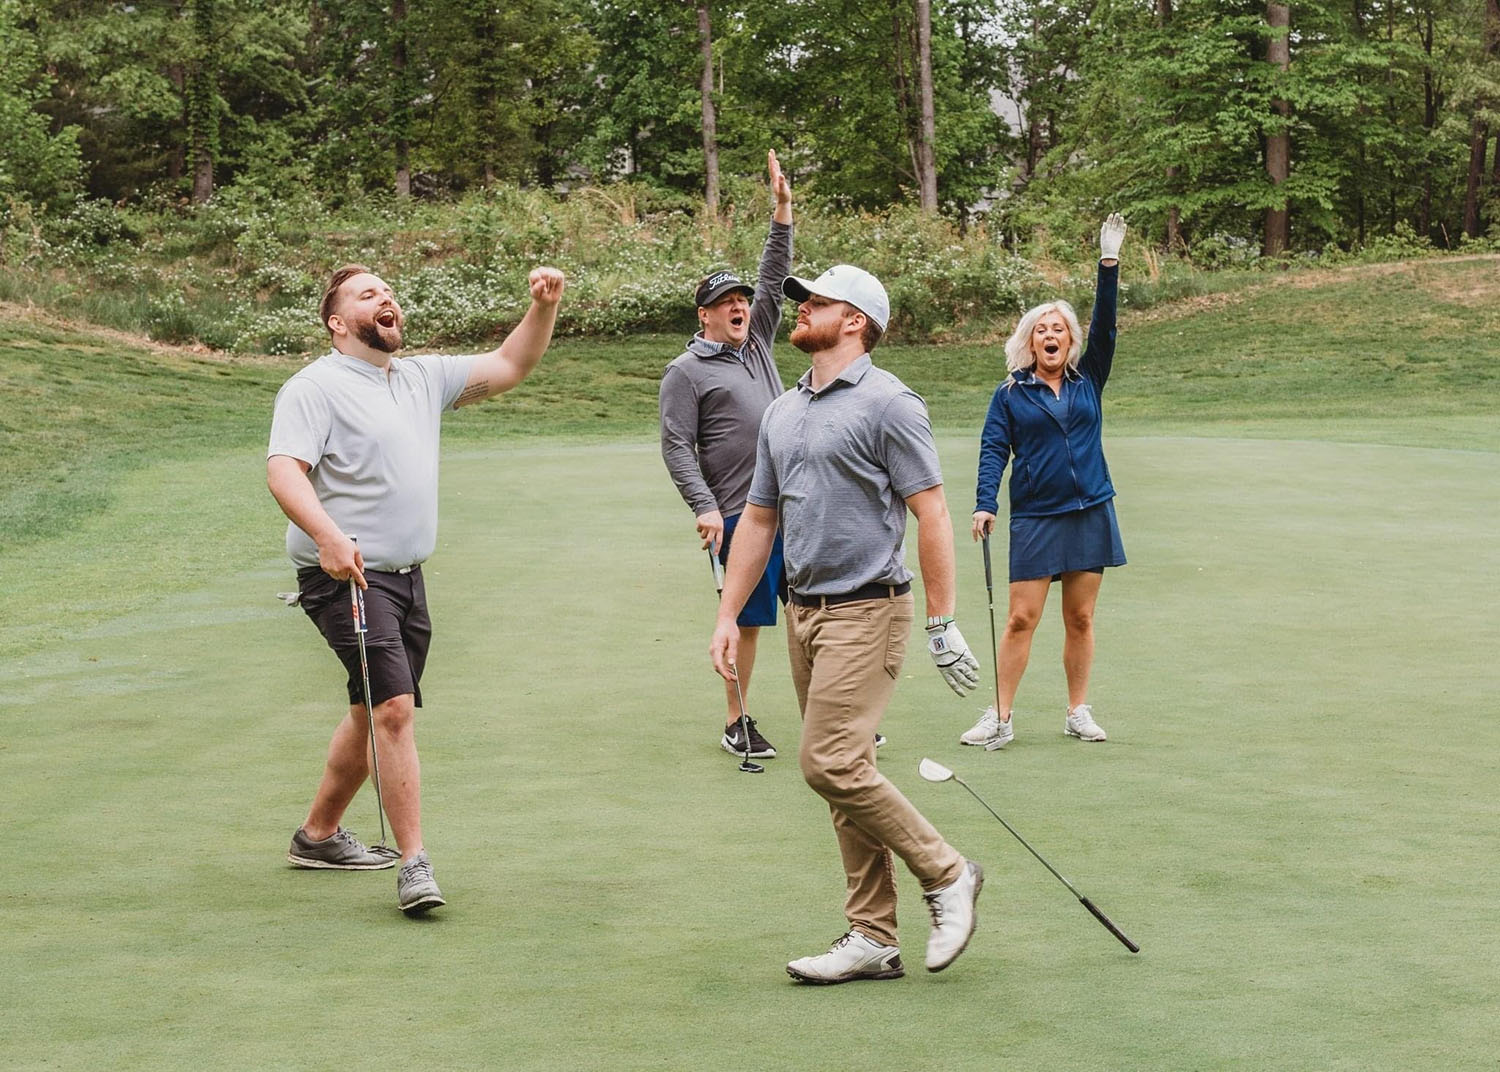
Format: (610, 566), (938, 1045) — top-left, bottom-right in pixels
(397, 850), (446, 915)
(288, 827), (399, 870)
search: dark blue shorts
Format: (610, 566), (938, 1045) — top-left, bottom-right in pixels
(720, 513), (787, 627)
(1009, 500), (1126, 583)
(297, 566), (430, 709)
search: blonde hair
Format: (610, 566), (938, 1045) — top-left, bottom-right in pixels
(1004, 300), (1083, 375)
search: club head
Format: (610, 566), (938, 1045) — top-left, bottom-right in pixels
(919, 757), (955, 783)
(738, 760), (765, 774)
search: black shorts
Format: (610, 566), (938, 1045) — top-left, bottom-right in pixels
(297, 566), (432, 709)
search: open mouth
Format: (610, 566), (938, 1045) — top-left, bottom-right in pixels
(376, 309), (398, 328)
(730, 315), (745, 328)
(1043, 342), (1059, 355)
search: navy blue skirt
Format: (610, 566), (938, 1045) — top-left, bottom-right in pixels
(1009, 500), (1126, 582)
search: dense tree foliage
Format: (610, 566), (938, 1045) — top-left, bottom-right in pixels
(5, 0), (1499, 253)
(0, 0), (83, 209)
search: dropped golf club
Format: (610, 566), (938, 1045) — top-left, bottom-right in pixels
(349, 539), (398, 859)
(709, 550), (764, 774)
(919, 757), (1139, 952)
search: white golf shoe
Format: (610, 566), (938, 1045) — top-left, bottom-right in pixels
(1064, 704), (1107, 742)
(786, 931), (904, 985)
(924, 859), (984, 971)
(959, 706), (1014, 750)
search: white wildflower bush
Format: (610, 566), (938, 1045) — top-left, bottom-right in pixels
(6, 179), (1225, 353)
(231, 303), (320, 355)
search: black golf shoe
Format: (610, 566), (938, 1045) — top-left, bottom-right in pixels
(721, 717), (776, 759)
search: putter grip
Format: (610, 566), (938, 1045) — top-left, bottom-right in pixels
(1080, 896), (1140, 953)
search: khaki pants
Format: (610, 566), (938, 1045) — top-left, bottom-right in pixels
(786, 592), (963, 947)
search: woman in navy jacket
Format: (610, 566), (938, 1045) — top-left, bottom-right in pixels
(961, 214), (1127, 751)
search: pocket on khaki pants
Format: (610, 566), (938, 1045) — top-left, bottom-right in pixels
(884, 609), (912, 679)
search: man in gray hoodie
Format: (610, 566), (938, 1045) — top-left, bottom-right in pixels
(660, 150), (792, 760)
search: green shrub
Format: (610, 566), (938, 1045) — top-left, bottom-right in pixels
(3, 177), (1376, 352)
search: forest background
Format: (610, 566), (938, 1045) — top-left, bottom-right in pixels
(2, 0), (1499, 353)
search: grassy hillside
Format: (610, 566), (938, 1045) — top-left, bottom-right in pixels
(3, 255), (1498, 553)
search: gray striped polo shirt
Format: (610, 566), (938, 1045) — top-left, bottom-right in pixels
(748, 355), (943, 596)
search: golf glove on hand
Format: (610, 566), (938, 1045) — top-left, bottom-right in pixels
(927, 618), (980, 696)
(1100, 213), (1127, 261)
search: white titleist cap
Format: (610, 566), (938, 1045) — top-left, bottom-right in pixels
(782, 265), (890, 332)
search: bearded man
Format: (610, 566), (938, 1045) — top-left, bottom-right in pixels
(709, 264), (987, 983)
(267, 263), (564, 915)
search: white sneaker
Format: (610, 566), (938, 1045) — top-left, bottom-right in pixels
(960, 706), (1014, 750)
(1065, 704), (1107, 742)
(786, 931), (904, 984)
(924, 859), (984, 972)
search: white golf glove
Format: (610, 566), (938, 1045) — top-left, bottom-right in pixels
(1100, 212), (1127, 261)
(926, 618), (980, 696)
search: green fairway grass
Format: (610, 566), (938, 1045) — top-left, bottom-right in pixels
(3, 258), (1498, 1069)
(4, 435), (1498, 1070)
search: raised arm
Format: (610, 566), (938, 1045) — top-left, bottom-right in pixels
(746, 150), (793, 350)
(1080, 214), (1124, 390)
(455, 267), (566, 407)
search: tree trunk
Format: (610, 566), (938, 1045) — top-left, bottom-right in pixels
(697, 4), (719, 222)
(1419, 8), (1435, 237)
(914, 0), (938, 213)
(1263, 2), (1291, 257)
(192, 148), (214, 204)
(1156, 0), (1181, 251)
(1464, 0), (1500, 236)
(187, 0), (216, 204)
(1463, 120), (1487, 237)
(393, 0), (410, 199)
(890, 9), (919, 187)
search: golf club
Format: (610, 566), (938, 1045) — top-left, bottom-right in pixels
(349, 538), (398, 859)
(981, 532), (1003, 722)
(709, 550), (765, 774)
(919, 757), (1139, 952)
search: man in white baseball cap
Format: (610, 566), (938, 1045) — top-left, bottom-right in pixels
(780, 264), (891, 334)
(711, 262), (986, 984)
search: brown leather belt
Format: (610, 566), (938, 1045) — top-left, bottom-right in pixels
(788, 581), (911, 608)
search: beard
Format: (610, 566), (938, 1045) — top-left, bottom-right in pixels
(790, 318), (841, 354)
(355, 318), (402, 353)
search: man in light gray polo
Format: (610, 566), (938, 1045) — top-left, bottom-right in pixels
(709, 264), (986, 983)
(660, 149), (791, 760)
(268, 262), (564, 915)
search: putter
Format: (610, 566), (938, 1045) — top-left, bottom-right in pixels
(919, 757), (1139, 952)
(981, 532), (1003, 725)
(348, 539), (398, 859)
(710, 550), (765, 774)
